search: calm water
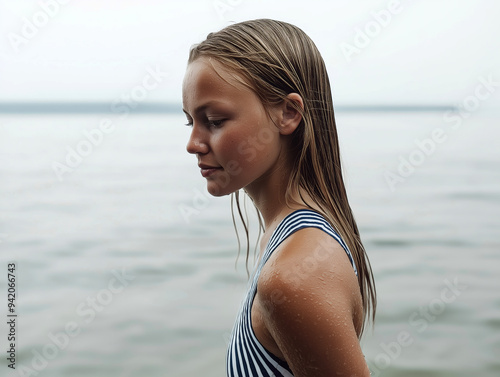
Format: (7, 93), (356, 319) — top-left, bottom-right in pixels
(0, 110), (499, 376)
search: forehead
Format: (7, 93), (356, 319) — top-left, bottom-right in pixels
(182, 57), (253, 108)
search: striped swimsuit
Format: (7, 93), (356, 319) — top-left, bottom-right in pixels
(226, 209), (358, 376)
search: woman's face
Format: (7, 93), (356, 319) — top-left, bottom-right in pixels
(182, 57), (286, 197)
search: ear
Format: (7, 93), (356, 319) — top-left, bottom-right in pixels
(277, 93), (304, 135)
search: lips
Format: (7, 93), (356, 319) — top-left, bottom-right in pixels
(198, 163), (223, 178)
(198, 163), (220, 169)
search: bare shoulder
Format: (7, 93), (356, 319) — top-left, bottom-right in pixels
(258, 227), (361, 312)
(256, 227), (369, 377)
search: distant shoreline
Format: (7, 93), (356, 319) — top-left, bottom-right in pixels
(0, 102), (458, 114)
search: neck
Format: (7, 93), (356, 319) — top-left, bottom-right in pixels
(244, 166), (319, 232)
(244, 171), (288, 229)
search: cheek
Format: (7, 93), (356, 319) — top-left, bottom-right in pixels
(257, 127), (280, 156)
(237, 129), (281, 173)
(216, 115), (281, 169)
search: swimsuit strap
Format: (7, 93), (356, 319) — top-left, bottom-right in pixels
(227, 209), (358, 377)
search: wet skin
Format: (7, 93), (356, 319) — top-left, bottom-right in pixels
(183, 57), (370, 376)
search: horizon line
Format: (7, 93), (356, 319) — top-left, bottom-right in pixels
(0, 101), (458, 114)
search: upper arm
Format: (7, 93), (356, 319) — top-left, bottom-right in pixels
(256, 228), (370, 377)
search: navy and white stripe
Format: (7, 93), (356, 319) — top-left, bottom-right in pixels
(226, 209), (358, 376)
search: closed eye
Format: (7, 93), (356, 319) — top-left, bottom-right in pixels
(207, 119), (224, 128)
(183, 118), (225, 128)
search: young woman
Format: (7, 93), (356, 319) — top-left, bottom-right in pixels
(182, 19), (376, 377)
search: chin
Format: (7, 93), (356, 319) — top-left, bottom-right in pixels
(206, 182), (235, 197)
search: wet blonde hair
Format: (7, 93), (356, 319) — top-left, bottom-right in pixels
(188, 19), (376, 334)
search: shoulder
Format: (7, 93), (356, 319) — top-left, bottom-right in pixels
(256, 227), (368, 376)
(259, 226), (359, 304)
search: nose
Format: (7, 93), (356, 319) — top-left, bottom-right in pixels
(186, 124), (209, 155)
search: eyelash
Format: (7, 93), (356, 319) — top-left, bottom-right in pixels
(184, 119), (225, 128)
(208, 119), (224, 128)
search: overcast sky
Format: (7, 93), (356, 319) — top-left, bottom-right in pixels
(0, 0), (499, 107)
